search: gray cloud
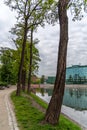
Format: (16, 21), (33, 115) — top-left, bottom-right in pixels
(1, 0), (87, 77)
(35, 14), (87, 76)
(34, 24), (59, 76)
(0, 1), (16, 48)
(67, 16), (87, 68)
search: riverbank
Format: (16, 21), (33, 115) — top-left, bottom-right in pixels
(11, 91), (82, 130)
(66, 84), (87, 88)
(36, 92), (87, 130)
(37, 84), (87, 89)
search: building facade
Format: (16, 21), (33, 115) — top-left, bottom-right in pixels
(46, 65), (87, 84)
(66, 65), (87, 84)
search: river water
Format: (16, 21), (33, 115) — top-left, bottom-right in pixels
(36, 86), (87, 129)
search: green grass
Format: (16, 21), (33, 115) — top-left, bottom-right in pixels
(11, 92), (81, 130)
(30, 93), (47, 109)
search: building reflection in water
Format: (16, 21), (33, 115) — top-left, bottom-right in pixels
(37, 87), (87, 110)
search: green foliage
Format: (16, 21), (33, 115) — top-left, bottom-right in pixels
(40, 75), (45, 84)
(30, 93), (47, 109)
(29, 41), (41, 75)
(11, 92), (81, 130)
(0, 48), (17, 84)
(69, 0), (87, 21)
(0, 38), (41, 85)
(0, 81), (8, 86)
(31, 79), (40, 84)
(5, 0), (58, 30)
(13, 38), (41, 77)
(4, 0), (58, 90)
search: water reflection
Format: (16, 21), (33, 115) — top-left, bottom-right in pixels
(36, 87), (87, 110)
(63, 88), (87, 110)
(41, 88), (44, 96)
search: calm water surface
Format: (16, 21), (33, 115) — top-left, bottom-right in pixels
(36, 87), (87, 110)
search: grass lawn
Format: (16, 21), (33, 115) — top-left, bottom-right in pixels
(11, 92), (82, 130)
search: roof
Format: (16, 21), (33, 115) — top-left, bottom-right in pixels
(67, 65), (87, 69)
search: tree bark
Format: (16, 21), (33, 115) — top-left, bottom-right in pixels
(27, 28), (33, 93)
(16, 19), (28, 96)
(22, 69), (26, 92)
(44, 0), (69, 125)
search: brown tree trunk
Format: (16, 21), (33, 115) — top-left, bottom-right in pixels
(16, 19), (28, 96)
(44, 0), (69, 125)
(27, 28), (33, 93)
(22, 69), (26, 92)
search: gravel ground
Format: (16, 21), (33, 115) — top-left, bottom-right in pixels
(0, 86), (19, 130)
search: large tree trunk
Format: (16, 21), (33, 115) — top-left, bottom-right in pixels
(16, 19), (28, 96)
(44, 0), (69, 125)
(22, 69), (26, 92)
(27, 28), (33, 93)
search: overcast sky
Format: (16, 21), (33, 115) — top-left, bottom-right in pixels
(0, 1), (87, 76)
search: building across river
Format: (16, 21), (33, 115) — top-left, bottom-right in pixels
(46, 65), (87, 84)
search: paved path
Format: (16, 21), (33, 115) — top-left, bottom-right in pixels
(0, 86), (19, 130)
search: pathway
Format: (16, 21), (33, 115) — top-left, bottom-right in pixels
(0, 86), (19, 130)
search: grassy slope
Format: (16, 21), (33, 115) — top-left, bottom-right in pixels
(11, 92), (81, 130)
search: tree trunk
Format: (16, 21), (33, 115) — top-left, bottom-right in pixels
(22, 69), (26, 92)
(44, 0), (69, 125)
(27, 28), (33, 93)
(16, 19), (28, 96)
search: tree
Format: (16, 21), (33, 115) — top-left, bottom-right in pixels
(69, 0), (87, 21)
(13, 30), (41, 92)
(0, 47), (17, 84)
(0, 35), (41, 89)
(44, 0), (69, 125)
(27, 28), (33, 93)
(5, 0), (56, 96)
(41, 75), (45, 84)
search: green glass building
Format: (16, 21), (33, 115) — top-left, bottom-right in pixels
(46, 65), (87, 84)
(46, 76), (56, 84)
(66, 65), (87, 84)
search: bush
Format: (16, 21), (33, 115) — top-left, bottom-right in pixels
(0, 82), (8, 87)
